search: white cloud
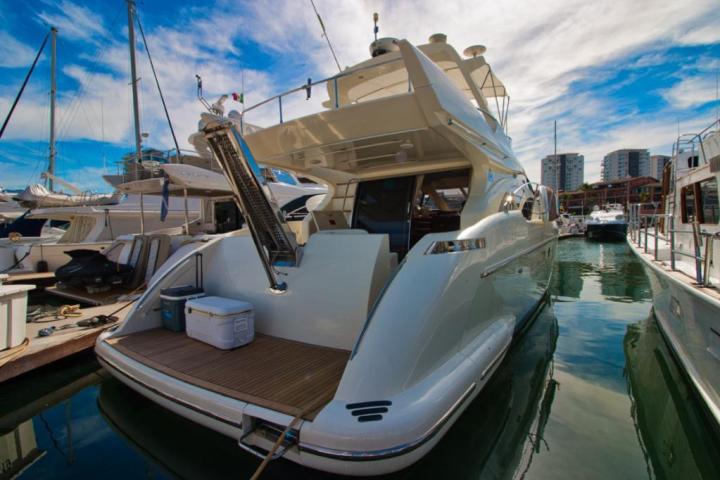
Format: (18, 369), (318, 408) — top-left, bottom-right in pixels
(35, 0), (108, 43)
(0, 31), (37, 68)
(661, 76), (719, 110)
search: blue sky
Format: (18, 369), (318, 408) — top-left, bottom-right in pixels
(0, 0), (718, 192)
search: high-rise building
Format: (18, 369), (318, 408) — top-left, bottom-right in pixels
(649, 155), (670, 180)
(601, 149), (650, 182)
(541, 153), (584, 192)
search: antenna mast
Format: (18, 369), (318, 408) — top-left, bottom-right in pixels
(309, 0), (341, 73)
(373, 12), (379, 41)
(48, 27), (57, 191)
(127, 0), (142, 180)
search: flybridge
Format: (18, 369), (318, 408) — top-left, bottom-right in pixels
(203, 115), (300, 292)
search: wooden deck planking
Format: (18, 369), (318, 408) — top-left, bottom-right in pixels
(107, 329), (350, 419)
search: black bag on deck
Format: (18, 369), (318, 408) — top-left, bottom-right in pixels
(55, 249), (134, 288)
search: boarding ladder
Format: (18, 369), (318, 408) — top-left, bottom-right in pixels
(203, 117), (299, 291)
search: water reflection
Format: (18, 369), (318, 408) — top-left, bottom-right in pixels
(0, 354), (105, 480)
(552, 238), (653, 392)
(552, 238), (651, 302)
(624, 316), (720, 479)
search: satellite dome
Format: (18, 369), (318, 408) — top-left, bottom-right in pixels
(369, 37), (400, 57)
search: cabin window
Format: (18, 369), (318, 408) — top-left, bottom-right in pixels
(352, 176), (416, 258)
(352, 169), (471, 260)
(521, 198), (534, 220)
(546, 188), (559, 221)
(699, 177), (719, 224)
(410, 169), (471, 247)
(214, 200), (244, 233)
(681, 184), (698, 223)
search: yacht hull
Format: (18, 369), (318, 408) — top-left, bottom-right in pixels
(95, 229), (555, 476)
(627, 239), (720, 428)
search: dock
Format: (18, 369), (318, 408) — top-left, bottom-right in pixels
(0, 303), (130, 383)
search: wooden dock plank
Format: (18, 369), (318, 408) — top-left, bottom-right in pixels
(0, 304), (129, 383)
(107, 329), (349, 419)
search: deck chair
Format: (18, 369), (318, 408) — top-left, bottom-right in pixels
(125, 234), (172, 289)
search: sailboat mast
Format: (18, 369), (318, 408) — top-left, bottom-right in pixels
(127, 0), (142, 180)
(554, 120), (558, 192)
(48, 27), (57, 191)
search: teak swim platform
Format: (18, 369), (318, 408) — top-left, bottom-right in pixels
(107, 329), (350, 420)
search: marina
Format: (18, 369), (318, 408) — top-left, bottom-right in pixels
(1, 0), (719, 477)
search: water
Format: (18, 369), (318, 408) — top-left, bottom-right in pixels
(1, 239), (719, 479)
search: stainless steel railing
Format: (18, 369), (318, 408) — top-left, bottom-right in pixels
(628, 204), (719, 286)
(237, 53), (506, 134)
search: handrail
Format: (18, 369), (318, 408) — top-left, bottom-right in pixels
(672, 118), (719, 165)
(242, 55), (406, 117)
(238, 52), (506, 134)
(628, 203), (719, 286)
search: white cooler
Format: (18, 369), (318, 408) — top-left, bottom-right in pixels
(185, 296), (254, 350)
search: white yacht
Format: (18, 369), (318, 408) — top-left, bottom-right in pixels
(627, 119), (720, 428)
(96, 33), (558, 475)
(0, 194), (199, 275)
(556, 212), (586, 237)
(585, 203), (627, 241)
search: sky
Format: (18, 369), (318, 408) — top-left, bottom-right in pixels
(0, 0), (718, 193)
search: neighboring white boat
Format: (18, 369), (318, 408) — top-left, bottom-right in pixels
(627, 119), (720, 429)
(0, 188), (14, 203)
(585, 203), (627, 241)
(0, 194), (200, 275)
(14, 183), (122, 209)
(556, 213), (586, 237)
(96, 33), (558, 475)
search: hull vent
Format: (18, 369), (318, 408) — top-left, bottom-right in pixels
(346, 400), (391, 422)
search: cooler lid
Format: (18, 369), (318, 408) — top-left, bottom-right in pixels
(160, 285), (204, 300)
(186, 296), (252, 316)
